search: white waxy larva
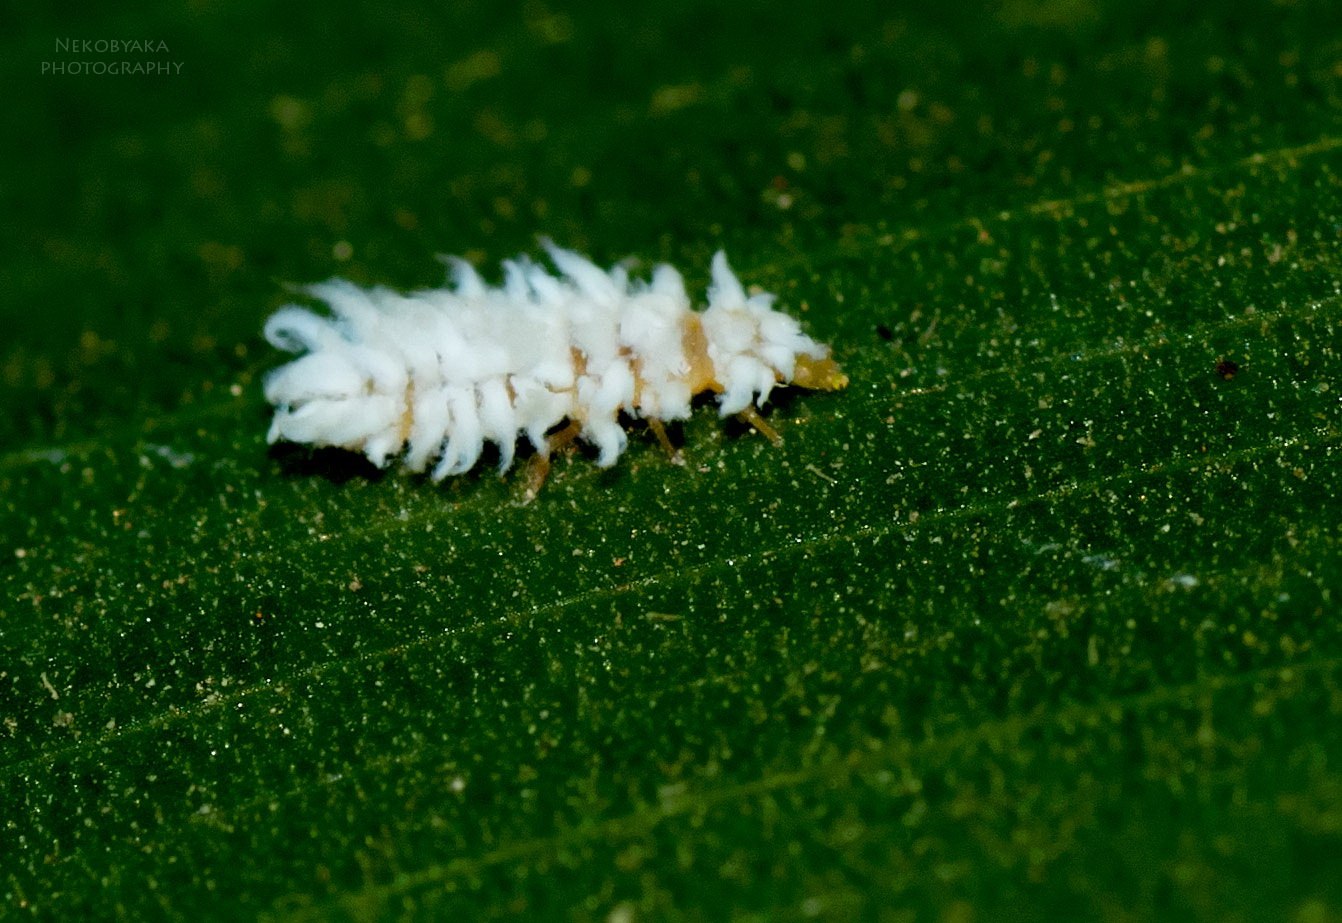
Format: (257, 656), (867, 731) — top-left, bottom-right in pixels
(262, 242), (847, 484)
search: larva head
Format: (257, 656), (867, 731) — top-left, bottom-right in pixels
(791, 353), (848, 392)
(701, 250), (847, 391)
(683, 305), (847, 417)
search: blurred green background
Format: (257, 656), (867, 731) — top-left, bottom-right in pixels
(4, 0), (1342, 919)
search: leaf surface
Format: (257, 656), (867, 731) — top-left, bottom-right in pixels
(4, 1), (1342, 919)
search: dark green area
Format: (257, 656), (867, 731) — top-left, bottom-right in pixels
(4, 0), (1342, 919)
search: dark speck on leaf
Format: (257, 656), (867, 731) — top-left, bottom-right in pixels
(1215, 359), (1240, 380)
(876, 324), (894, 341)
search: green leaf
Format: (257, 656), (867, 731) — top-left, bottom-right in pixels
(5, 1), (1342, 919)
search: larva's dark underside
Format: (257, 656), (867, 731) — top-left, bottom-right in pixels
(263, 244), (846, 491)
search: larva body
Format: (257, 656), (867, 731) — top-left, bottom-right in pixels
(262, 243), (847, 480)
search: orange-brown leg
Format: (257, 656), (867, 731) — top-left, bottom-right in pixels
(546, 419), (583, 453)
(522, 453), (551, 504)
(738, 406), (783, 447)
(646, 418), (684, 465)
(522, 420), (583, 502)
